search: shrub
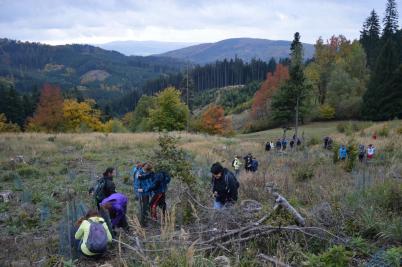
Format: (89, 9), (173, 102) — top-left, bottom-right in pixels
(378, 124), (389, 137)
(348, 236), (374, 256)
(293, 164), (314, 182)
(305, 245), (352, 267)
(345, 141), (358, 172)
(384, 247), (402, 267)
(336, 122), (348, 133)
(0, 171), (19, 182)
(307, 136), (320, 146)
(16, 166), (41, 179)
(319, 104), (336, 120)
(104, 119), (128, 133)
(397, 126), (402, 135)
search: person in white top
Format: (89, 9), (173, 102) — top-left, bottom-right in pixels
(367, 144), (375, 160)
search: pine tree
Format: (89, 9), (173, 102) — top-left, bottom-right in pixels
(382, 0), (399, 38)
(360, 9), (381, 67)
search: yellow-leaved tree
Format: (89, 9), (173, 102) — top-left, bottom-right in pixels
(62, 99), (104, 132)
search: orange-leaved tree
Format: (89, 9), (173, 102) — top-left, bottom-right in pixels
(200, 105), (232, 135)
(251, 64), (289, 119)
(27, 83), (64, 132)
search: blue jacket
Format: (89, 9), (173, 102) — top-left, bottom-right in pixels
(148, 172), (171, 194)
(132, 167), (143, 196)
(136, 171), (154, 197)
(339, 147), (347, 159)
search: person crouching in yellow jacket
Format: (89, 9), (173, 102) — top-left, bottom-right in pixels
(75, 209), (113, 257)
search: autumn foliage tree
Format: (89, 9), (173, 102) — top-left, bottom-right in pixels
(27, 84), (64, 132)
(200, 105), (232, 135)
(251, 64), (289, 119)
(62, 99), (104, 132)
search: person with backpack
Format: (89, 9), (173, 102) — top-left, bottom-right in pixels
(74, 209), (112, 258)
(136, 163), (154, 226)
(100, 192), (129, 230)
(250, 157), (258, 172)
(243, 153), (252, 172)
(91, 168), (116, 208)
(281, 139), (287, 151)
(232, 155), (242, 176)
(324, 136), (329, 149)
(367, 144), (376, 160)
(290, 139), (295, 150)
(276, 139), (282, 151)
(358, 144), (365, 162)
(210, 162), (239, 209)
(339, 145), (347, 160)
(147, 172), (171, 221)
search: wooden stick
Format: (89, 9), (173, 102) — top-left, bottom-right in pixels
(257, 253), (291, 267)
(273, 192), (305, 226)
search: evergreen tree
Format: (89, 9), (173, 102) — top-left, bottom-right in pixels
(271, 32), (311, 137)
(382, 0), (399, 38)
(360, 9), (381, 67)
(362, 39), (400, 120)
(0, 81), (24, 126)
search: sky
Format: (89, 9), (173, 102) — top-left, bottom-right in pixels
(0, 0), (400, 45)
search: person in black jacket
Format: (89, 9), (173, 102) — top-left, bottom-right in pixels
(210, 162), (239, 209)
(90, 167), (117, 208)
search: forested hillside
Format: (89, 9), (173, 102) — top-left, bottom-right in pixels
(160, 38), (315, 64)
(0, 38), (185, 101)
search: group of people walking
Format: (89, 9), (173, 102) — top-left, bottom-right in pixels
(266, 135), (302, 152)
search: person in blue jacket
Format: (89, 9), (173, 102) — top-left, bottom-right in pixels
(339, 145), (347, 160)
(132, 161), (143, 200)
(136, 162), (154, 226)
(146, 172), (171, 221)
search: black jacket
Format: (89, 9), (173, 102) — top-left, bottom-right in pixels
(212, 168), (238, 204)
(102, 176), (116, 198)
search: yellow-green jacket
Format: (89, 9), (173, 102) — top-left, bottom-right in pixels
(74, 216), (113, 256)
(233, 158), (241, 170)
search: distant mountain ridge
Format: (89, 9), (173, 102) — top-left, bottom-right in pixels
(159, 38), (315, 64)
(97, 40), (197, 56)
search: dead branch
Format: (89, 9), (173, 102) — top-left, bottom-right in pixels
(257, 253), (291, 267)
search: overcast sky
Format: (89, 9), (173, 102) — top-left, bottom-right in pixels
(0, 0), (400, 45)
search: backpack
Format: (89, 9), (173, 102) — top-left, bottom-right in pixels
(94, 178), (106, 203)
(86, 219), (108, 254)
(224, 171), (240, 190)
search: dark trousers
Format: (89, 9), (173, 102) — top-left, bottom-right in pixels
(139, 195), (149, 226)
(150, 193), (166, 221)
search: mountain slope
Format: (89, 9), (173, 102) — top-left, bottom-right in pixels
(0, 38), (185, 100)
(97, 40), (197, 56)
(160, 38), (315, 64)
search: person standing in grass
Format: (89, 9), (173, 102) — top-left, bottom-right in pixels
(358, 144), (366, 162)
(91, 167), (116, 208)
(75, 209), (112, 258)
(132, 161), (144, 200)
(148, 171), (170, 221)
(136, 163), (154, 226)
(210, 162), (239, 209)
(367, 144), (376, 160)
(232, 155), (242, 176)
(339, 145), (347, 160)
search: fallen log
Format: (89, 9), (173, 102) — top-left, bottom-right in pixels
(272, 192), (305, 226)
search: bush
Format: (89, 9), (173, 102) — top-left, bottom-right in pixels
(397, 126), (402, 135)
(0, 171), (19, 182)
(378, 124), (390, 137)
(305, 245), (352, 267)
(336, 122), (348, 133)
(16, 166), (41, 179)
(293, 164), (314, 182)
(104, 119), (128, 133)
(307, 136), (320, 146)
(319, 104), (336, 120)
(345, 141), (358, 172)
(384, 247), (402, 267)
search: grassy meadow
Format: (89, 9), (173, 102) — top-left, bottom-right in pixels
(0, 121), (401, 266)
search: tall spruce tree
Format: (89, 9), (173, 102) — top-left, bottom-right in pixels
(360, 9), (381, 68)
(362, 39), (400, 120)
(271, 32), (311, 136)
(382, 0), (399, 38)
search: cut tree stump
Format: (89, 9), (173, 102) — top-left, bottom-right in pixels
(273, 192), (306, 226)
